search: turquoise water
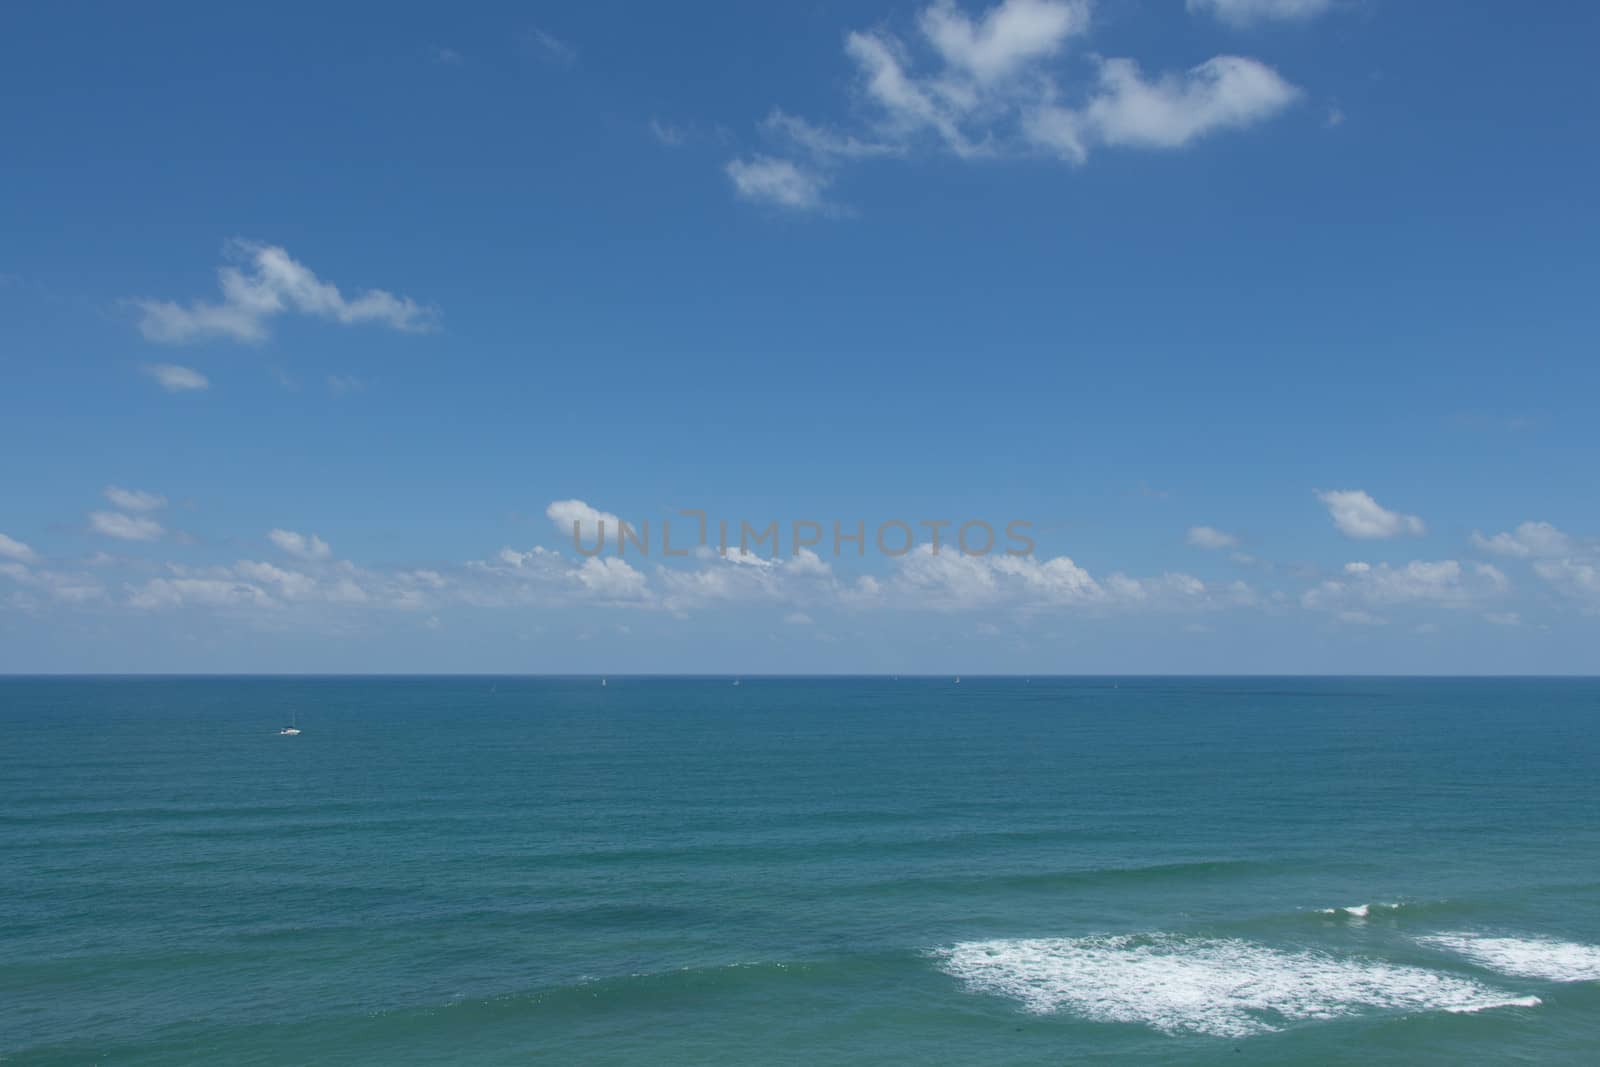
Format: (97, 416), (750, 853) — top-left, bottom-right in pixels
(4, 677), (1599, 1064)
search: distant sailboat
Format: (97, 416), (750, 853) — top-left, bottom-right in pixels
(279, 710), (301, 737)
(601, 678), (607, 687)
(954, 677), (961, 685)
(733, 678), (741, 687)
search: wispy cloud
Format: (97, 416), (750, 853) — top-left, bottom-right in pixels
(726, 157), (833, 212)
(524, 26), (576, 66)
(0, 533), (38, 564)
(104, 486), (166, 512)
(268, 528), (333, 562)
(141, 363), (210, 391)
(1027, 56), (1301, 162)
(326, 374), (365, 395)
(1187, 0), (1335, 28)
(90, 511), (164, 542)
(727, 0), (1300, 211)
(1187, 525), (1239, 550)
(132, 241), (436, 344)
(649, 119), (687, 146)
(1470, 521), (1574, 559)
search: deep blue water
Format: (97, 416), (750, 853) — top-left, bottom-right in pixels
(3, 677), (1599, 1064)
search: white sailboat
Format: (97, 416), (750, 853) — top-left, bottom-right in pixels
(279, 711), (301, 736)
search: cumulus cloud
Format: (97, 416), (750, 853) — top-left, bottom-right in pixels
(133, 241), (435, 344)
(1470, 521), (1574, 559)
(141, 363), (210, 391)
(1464, 521), (1600, 612)
(880, 544), (1248, 615)
(104, 486), (166, 512)
(574, 557), (652, 602)
(126, 555), (445, 615)
(90, 511), (164, 542)
(729, 0), (1299, 208)
(1316, 490), (1426, 540)
(0, 533), (39, 564)
(1301, 559), (1508, 616)
(1531, 558), (1600, 612)
(546, 499), (623, 546)
(1187, 525), (1239, 550)
(1187, 0), (1334, 27)
(267, 529), (333, 562)
(0, 561), (106, 605)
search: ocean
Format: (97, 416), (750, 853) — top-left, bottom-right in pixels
(3, 676), (1598, 1064)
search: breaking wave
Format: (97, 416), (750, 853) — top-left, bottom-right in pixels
(1416, 933), (1600, 982)
(933, 933), (1540, 1039)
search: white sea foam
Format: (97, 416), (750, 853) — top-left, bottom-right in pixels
(1315, 902), (1402, 919)
(934, 934), (1538, 1038)
(1417, 934), (1600, 982)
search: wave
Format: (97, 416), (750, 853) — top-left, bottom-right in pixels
(1314, 902), (1406, 919)
(852, 858), (1274, 898)
(932, 934), (1540, 1039)
(1416, 933), (1600, 982)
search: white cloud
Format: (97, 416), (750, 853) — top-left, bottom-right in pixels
(133, 241), (435, 344)
(128, 576), (276, 611)
(785, 611), (815, 625)
(1471, 521), (1574, 559)
(726, 156), (832, 211)
(104, 486), (166, 512)
(880, 544), (1245, 615)
(764, 111), (903, 160)
(729, 0), (1298, 205)
(918, 0), (1090, 83)
(1187, 525), (1239, 550)
(1187, 0), (1334, 27)
(125, 555), (442, 616)
(141, 363), (210, 391)
(1316, 490), (1426, 540)
(267, 528), (332, 562)
(90, 512), (164, 542)
(0, 533), (38, 564)
(1030, 56), (1300, 162)
(546, 499), (624, 546)
(1531, 558), (1600, 612)
(0, 561), (106, 604)
(1483, 611), (1522, 627)
(1302, 559), (1508, 615)
(1336, 609), (1386, 626)
(574, 557), (652, 602)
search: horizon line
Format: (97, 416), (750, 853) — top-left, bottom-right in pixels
(3, 673), (1599, 680)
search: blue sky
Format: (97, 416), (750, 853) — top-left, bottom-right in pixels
(3, 0), (1599, 673)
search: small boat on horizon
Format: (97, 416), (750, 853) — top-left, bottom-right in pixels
(279, 710), (301, 736)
